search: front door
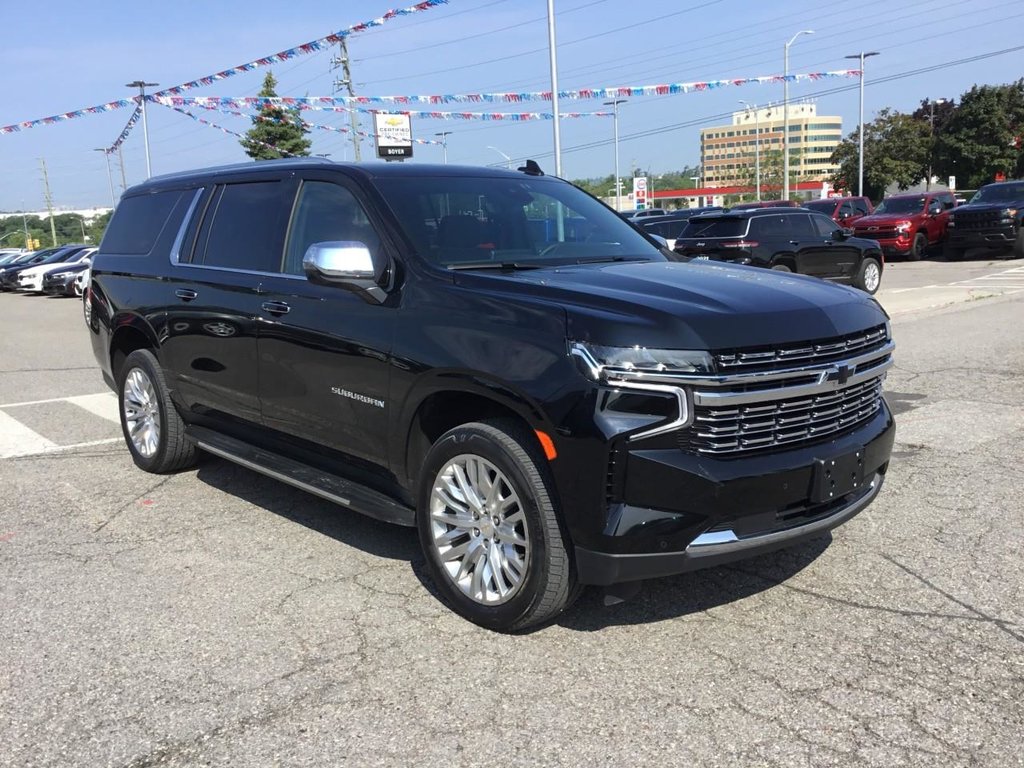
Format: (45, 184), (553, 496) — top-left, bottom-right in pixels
(255, 177), (397, 466)
(797, 214), (862, 279)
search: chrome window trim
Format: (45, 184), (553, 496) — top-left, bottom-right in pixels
(168, 189), (205, 265)
(172, 261), (306, 281)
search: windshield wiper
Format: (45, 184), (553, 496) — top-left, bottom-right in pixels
(446, 261), (544, 271)
(574, 256), (651, 265)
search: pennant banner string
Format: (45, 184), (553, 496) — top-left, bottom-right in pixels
(0, 97), (137, 135)
(105, 105), (143, 153)
(153, 0), (447, 97)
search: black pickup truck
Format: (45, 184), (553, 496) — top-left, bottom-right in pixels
(945, 180), (1024, 260)
(86, 159), (895, 631)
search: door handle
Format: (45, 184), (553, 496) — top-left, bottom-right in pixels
(789, 240), (800, 245)
(261, 301), (291, 316)
(175, 288), (198, 302)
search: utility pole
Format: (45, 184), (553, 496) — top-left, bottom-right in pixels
(125, 80), (158, 178)
(925, 98), (947, 191)
(20, 204), (30, 249)
(94, 148), (116, 207)
(739, 101), (761, 201)
(332, 38), (362, 161)
(844, 51), (879, 197)
(38, 158), (58, 247)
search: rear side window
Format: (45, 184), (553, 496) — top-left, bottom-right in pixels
(684, 218), (747, 238)
(101, 190), (185, 255)
(195, 181), (294, 273)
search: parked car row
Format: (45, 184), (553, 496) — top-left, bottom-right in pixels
(0, 244), (94, 296)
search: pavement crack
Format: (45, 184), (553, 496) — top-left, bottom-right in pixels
(93, 475), (175, 533)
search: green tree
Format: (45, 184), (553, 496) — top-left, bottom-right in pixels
(239, 72), (312, 160)
(934, 81), (1024, 188)
(830, 108), (930, 200)
(88, 211), (113, 245)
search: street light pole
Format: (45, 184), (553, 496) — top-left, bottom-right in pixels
(844, 51), (879, 197)
(783, 30), (814, 202)
(487, 146), (512, 169)
(546, 0), (562, 176)
(603, 99), (626, 211)
(435, 131), (452, 164)
(739, 100), (761, 201)
(93, 148), (116, 207)
(125, 80), (158, 178)
(925, 98), (947, 191)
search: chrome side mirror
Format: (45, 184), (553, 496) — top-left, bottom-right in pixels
(302, 241), (388, 303)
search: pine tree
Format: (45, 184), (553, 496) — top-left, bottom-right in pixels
(239, 72), (312, 160)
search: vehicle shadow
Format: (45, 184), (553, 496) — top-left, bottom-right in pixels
(554, 535), (831, 633)
(194, 455), (832, 630)
(194, 456), (420, 563)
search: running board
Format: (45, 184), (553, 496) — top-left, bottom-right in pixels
(186, 426), (415, 527)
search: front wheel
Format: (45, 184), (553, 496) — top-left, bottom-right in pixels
(908, 233), (927, 261)
(1011, 231), (1024, 260)
(855, 257), (882, 295)
(417, 419), (577, 632)
(770, 263), (792, 272)
(118, 349), (197, 473)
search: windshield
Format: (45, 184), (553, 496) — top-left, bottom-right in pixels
(679, 217), (747, 238)
(372, 174), (663, 268)
(970, 184), (1024, 204)
(875, 197), (925, 214)
(803, 200), (837, 214)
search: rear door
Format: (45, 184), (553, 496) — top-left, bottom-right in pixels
(161, 176), (297, 427)
(797, 214), (861, 279)
(254, 174), (398, 467)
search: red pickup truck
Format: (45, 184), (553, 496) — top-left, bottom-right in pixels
(803, 196), (874, 225)
(851, 191), (956, 260)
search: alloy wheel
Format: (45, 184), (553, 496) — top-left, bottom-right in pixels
(122, 368), (161, 458)
(428, 454), (530, 605)
(863, 262), (881, 293)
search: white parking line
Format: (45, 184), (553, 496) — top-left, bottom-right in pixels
(0, 410), (58, 458)
(0, 392), (112, 409)
(66, 393), (120, 424)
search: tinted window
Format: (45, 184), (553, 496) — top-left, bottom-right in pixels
(810, 214), (839, 237)
(971, 184), (1024, 203)
(854, 199), (870, 215)
(101, 190), (185, 255)
(938, 193), (955, 210)
(684, 218), (747, 238)
(803, 200), (836, 215)
(875, 197), (926, 214)
(197, 181), (294, 273)
(374, 176), (659, 267)
(284, 181), (381, 275)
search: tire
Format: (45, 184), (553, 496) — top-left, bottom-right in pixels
(117, 349), (197, 473)
(943, 243), (964, 261)
(416, 419), (577, 632)
(1011, 232), (1024, 260)
(908, 233), (927, 261)
(855, 256), (882, 295)
(770, 263), (792, 272)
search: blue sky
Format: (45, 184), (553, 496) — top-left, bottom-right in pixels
(1, 0), (1021, 211)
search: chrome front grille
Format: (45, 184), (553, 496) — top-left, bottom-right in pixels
(681, 377), (883, 455)
(715, 324), (888, 374)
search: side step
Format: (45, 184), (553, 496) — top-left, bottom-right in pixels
(187, 426), (415, 527)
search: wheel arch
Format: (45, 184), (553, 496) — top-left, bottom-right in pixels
(109, 313), (160, 382)
(399, 378), (555, 492)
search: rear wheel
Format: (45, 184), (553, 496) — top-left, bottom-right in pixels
(908, 233), (927, 261)
(118, 349), (197, 473)
(855, 257), (882, 294)
(770, 263), (792, 272)
(417, 419), (577, 632)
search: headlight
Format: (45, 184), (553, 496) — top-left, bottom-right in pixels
(570, 341), (713, 381)
(1002, 207), (1017, 219)
(895, 221), (912, 233)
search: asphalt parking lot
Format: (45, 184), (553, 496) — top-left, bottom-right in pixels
(1, 260), (1022, 767)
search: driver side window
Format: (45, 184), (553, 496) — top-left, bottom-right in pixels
(283, 181), (380, 276)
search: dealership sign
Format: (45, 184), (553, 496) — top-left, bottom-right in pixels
(374, 113), (413, 159)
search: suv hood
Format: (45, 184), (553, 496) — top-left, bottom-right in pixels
(456, 260), (888, 350)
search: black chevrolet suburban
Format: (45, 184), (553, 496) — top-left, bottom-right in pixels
(86, 159), (895, 631)
(944, 180), (1024, 260)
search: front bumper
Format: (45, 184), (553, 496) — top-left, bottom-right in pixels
(575, 405), (895, 585)
(947, 228), (1016, 250)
